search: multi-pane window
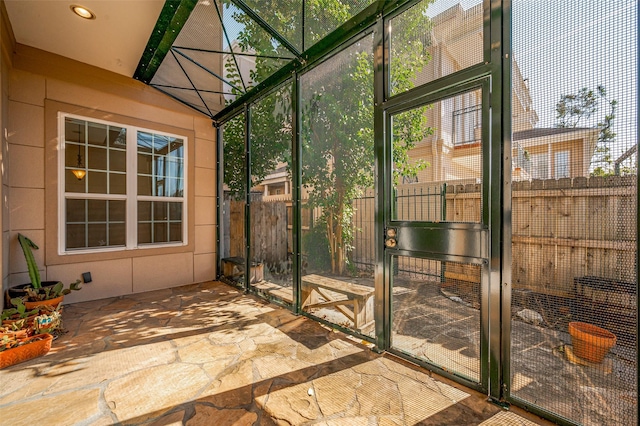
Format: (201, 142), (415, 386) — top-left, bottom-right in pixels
(61, 115), (186, 252)
(137, 132), (184, 244)
(530, 152), (549, 179)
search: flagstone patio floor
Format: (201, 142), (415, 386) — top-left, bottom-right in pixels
(0, 281), (552, 425)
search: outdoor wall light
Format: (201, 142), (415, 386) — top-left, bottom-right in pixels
(70, 5), (96, 20)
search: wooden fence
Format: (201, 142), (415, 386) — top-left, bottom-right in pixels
(353, 176), (637, 297)
(511, 176), (636, 297)
(226, 200), (288, 265)
(227, 175), (636, 298)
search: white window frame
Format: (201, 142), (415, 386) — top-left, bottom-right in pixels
(554, 150), (570, 178)
(58, 113), (188, 254)
(531, 152), (549, 180)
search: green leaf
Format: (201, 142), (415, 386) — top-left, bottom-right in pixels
(18, 233), (41, 288)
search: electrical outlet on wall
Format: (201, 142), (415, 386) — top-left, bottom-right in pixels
(82, 272), (92, 283)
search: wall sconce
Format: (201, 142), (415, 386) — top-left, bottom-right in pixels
(71, 144), (86, 180)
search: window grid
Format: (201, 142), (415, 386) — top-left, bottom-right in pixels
(61, 114), (187, 253)
(65, 199), (126, 250)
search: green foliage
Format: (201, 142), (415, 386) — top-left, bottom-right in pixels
(223, 1), (435, 273)
(302, 223), (331, 272)
(18, 233), (41, 288)
(556, 85), (617, 176)
(222, 88), (292, 200)
(222, 114), (247, 199)
(24, 280), (82, 302)
(1, 298), (39, 321)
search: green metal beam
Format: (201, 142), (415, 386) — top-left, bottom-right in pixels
(134, 0), (198, 84)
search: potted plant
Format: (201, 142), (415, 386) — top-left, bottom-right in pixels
(0, 333), (53, 369)
(5, 234), (81, 309)
(1, 297), (39, 332)
(33, 306), (63, 335)
(568, 321), (617, 364)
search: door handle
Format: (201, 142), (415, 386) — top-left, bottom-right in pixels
(385, 227), (397, 248)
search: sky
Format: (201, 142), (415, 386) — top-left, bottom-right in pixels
(513, 0), (637, 162)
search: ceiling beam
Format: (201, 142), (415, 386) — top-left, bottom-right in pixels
(134, 0), (198, 84)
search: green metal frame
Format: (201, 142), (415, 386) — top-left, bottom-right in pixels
(292, 74), (302, 313)
(134, 0), (198, 84)
(373, 14), (387, 351)
(243, 103), (251, 292)
(488, 0), (507, 404)
(212, 2), (640, 425)
(214, 0), (415, 124)
(216, 125), (224, 282)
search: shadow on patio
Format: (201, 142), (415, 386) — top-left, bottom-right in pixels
(0, 281), (549, 425)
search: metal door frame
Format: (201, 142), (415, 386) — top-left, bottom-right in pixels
(372, 0), (508, 401)
(378, 78), (492, 393)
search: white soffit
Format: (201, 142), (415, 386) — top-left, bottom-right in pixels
(5, 0), (165, 77)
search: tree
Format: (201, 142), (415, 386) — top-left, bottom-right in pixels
(556, 85), (617, 176)
(223, 1), (434, 274)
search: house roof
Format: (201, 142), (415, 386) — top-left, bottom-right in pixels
(513, 127), (596, 141)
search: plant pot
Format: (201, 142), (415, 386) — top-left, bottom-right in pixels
(24, 295), (64, 311)
(568, 321), (616, 364)
(0, 333), (53, 369)
(0, 329), (29, 339)
(2, 313), (38, 331)
(5, 281), (60, 305)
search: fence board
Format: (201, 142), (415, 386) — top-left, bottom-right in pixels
(229, 201), (245, 258)
(351, 176), (636, 298)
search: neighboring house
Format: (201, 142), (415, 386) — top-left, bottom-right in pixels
(410, 3), (599, 184)
(255, 164), (291, 200)
(254, 3), (600, 196)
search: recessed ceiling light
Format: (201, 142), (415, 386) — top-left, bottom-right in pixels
(70, 5), (96, 20)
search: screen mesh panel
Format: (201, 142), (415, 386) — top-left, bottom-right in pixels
(242, 0), (303, 52)
(248, 82), (294, 305)
(511, 1), (637, 424)
(391, 255), (481, 383)
(300, 34), (375, 336)
(304, 0), (374, 50)
(392, 89), (483, 223)
(389, 0), (483, 97)
(221, 113), (247, 286)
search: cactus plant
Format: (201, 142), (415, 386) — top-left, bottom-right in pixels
(13, 234), (82, 303)
(18, 233), (42, 288)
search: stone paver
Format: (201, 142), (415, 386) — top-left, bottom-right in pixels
(0, 281), (549, 425)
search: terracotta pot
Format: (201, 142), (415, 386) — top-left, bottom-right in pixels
(2, 313), (38, 331)
(568, 321), (616, 363)
(24, 296), (64, 311)
(5, 281), (60, 305)
(0, 333), (53, 369)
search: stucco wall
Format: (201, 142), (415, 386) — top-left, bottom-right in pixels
(0, 1), (14, 310)
(4, 44), (218, 304)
